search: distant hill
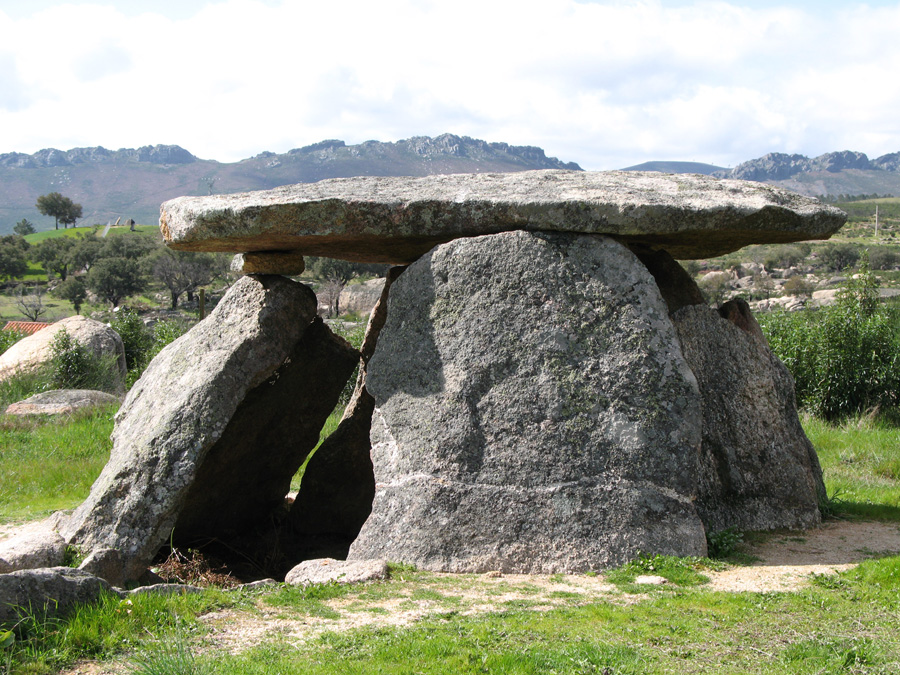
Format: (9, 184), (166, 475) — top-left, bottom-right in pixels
(0, 134), (582, 234)
(620, 151), (900, 199)
(713, 151), (900, 198)
(620, 161), (726, 175)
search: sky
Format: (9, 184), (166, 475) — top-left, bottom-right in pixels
(1, 0), (899, 170)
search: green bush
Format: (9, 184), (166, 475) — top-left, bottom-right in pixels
(49, 329), (96, 390)
(109, 309), (191, 388)
(110, 308), (153, 372)
(0, 329), (26, 356)
(759, 255), (900, 421)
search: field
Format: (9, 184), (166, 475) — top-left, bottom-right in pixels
(1, 207), (899, 673)
(0, 406), (898, 674)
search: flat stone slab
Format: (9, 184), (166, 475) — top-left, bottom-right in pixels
(160, 170), (845, 263)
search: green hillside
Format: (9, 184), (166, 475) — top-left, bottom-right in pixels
(23, 224), (160, 245)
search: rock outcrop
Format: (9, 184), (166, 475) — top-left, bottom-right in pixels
(673, 300), (826, 532)
(285, 558), (388, 586)
(348, 232), (707, 572)
(0, 521), (67, 574)
(5, 389), (120, 416)
(160, 170), (844, 263)
(59, 275), (352, 583)
(0, 568), (114, 626)
(0, 316), (126, 392)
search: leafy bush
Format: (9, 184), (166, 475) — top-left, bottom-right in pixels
(818, 243), (861, 272)
(47, 328), (122, 392)
(109, 309), (191, 388)
(49, 329), (95, 389)
(0, 329), (26, 356)
(110, 308), (152, 372)
(706, 528), (744, 559)
(759, 255), (900, 421)
(149, 320), (189, 360)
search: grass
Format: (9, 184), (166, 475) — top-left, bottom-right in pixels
(0, 405), (116, 522)
(2, 404), (900, 672)
(803, 414), (900, 520)
(22, 224), (160, 245)
(3, 553), (899, 673)
(290, 407), (343, 491)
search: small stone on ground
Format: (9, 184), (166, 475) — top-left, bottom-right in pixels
(285, 558), (388, 586)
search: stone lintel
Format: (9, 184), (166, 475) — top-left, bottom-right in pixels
(160, 170), (846, 264)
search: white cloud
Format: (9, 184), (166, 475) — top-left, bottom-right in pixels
(1, 0), (899, 169)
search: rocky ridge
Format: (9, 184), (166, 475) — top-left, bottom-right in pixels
(0, 134), (582, 234)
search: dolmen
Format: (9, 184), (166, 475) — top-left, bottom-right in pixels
(49, 169), (844, 585)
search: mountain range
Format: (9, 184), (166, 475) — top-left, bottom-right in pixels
(3, 135), (900, 235)
(0, 134), (581, 234)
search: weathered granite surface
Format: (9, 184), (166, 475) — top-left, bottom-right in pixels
(673, 300), (826, 532)
(5, 389), (120, 416)
(0, 316), (127, 393)
(348, 231), (707, 572)
(160, 170), (845, 263)
(59, 275), (319, 583)
(0, 568), (115, 626)
(285, 558), (388, 586)
(174, 316), (357, 542)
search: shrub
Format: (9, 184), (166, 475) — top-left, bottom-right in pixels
(818, 243), (860, 272)
(109, 310), (191, 388)
(759, 254), (900, 421)
(110, 308), (152, 372)
(49, 329), (96, 390)
(48, 328), (121, 392)
(0, 330), (26, 356)
(782, 276), (814, 297)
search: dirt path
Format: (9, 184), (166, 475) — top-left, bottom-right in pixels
(706, 519), (900, 592)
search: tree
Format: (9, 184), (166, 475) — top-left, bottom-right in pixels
(30, 237), (75, 281)
(86, 257), (145, 307)
(819, 243), (860, 273)
(36, 192), (82, 230)
(60, 202), (83, 229)
(0, 241), (29, 282)
(99, 232), (160, 260)
(15, 284), (47, 321)
(54, 277), (87, 314)
(69, 235), (104, 273)
(151, 250), (215, 309)
(13, 219), (35, 236)
(307, 257), (387, 316)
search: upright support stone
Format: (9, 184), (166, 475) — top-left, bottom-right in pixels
(348, 232), (707, 573)
(60, 275), (322, 583)
(174, 316), (358, 543)
(672, 299), (826, 532)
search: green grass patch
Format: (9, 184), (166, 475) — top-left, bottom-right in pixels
(605, 554), (723, 588)
(199, 566), (900, 674)
(290, 407), (343, 491)
(2, 588), (231, 673)
(0, 405), (116, 521)
(23, 224), (160, 245)
(803, 415), (900, 520)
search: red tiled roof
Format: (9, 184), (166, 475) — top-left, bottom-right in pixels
(3, 321), (52, 335)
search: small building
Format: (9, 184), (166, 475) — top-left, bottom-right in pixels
(3, 321), (52, 335)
